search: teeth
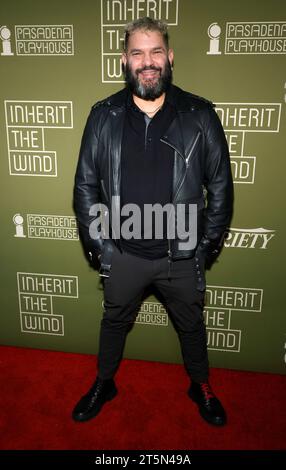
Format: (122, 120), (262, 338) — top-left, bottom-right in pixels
(141, 72), (157, 77)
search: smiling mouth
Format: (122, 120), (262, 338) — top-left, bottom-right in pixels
(139, 70), (160, 79)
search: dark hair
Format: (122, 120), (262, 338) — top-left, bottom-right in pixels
(124, 17), (169, 51)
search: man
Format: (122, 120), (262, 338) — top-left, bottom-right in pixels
(73, 17), (233, 426)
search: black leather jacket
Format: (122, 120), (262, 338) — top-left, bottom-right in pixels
(74, 85), (233, 273)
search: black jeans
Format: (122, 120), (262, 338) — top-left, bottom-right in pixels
(97, 244), (209, 383)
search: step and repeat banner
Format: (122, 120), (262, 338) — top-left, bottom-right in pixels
(0, 0), (285, 374)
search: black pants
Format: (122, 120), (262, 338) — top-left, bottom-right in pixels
(97, 244), (209, 383)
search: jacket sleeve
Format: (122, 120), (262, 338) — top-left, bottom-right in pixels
(73, 108), (104, 256)
(200, 104), (234, 253)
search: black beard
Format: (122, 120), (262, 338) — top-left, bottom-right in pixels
(122, 60), (173, 101)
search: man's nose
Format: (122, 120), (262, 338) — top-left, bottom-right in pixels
(142, 52), (154, 67)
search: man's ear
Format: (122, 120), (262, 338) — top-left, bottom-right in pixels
(121, 52), (127, 68)
(168, 48), (174, 66)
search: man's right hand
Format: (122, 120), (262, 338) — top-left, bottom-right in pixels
(88, 250), (101, 269)
(195, 235), (223, 269)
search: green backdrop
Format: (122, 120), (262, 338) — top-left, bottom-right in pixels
(1, 0), (285, 374)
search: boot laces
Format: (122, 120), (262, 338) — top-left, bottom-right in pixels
(200, 382), (215, 401)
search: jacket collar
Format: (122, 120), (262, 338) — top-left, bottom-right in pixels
(105, 84), (202, 160)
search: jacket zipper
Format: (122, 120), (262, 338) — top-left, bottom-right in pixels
(100, 179), (109, 202)
(160, 139), (184, 277)
(161, 132), (201, 276)
(100, 179), (109, 239)
(185, 132), (201, 168)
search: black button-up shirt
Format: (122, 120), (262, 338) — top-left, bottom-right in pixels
(120, 88), (176, 259)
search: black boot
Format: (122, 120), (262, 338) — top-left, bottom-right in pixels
(72, 377), (117, 422)
(188, 381), (227, 426)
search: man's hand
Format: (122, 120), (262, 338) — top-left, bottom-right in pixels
(195, 235), (223, 269)
(88, 250), (101, 269)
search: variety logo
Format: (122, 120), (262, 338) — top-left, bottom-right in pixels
(0, 24), (74, 56)
(225, 227), (275, 249)
(101, 0), (179, 82)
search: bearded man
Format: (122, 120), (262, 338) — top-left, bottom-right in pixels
(73, 17), (233, 426)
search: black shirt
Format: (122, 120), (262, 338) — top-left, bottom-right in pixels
(120, 89), (176, 259)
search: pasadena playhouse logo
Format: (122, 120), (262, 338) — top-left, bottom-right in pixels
(135, 285), (263, 353)
(225, 227), (275, 249)
(4, 100), (73, 177)
(17, 272), (78, 336)
(207, 21), (286, 55)
(13, 213), (78, 240)
(0, 25), (74, 56)
(100, 0), (179, 82)
(215, 102), (281, 184)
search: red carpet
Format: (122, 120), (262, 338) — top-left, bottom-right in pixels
(0, 345), (285, 450)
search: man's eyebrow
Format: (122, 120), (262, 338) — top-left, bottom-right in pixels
(129, 46), (165, 53)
